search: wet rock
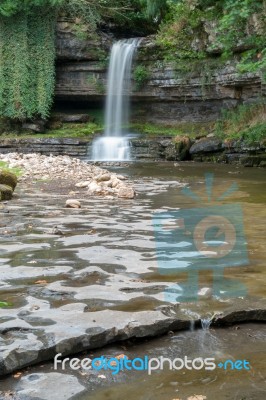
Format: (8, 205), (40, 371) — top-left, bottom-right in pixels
(117, 186), (135, 199)
(0, 304), (192, 376)
(213, 309), (266, 326)
(16, 373), (86, 400)
(0, 184), (13, 201)
(190, 137), (223, 155)
(0, 170), (17, 190)
(65, 199), (81, 209)
(0, 266), (72, 282)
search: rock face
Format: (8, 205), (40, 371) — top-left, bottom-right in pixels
(189, 137), (266, 166)
(0, 137), (265, 166)
(54, 23), (266, 124)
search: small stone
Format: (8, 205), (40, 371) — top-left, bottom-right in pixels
(95, 174), (111, 182)
(98, 374), (106, 379)
(65, 199), (81, 208)
(116, 175), (126, 180)
(87, 181), (101, 194)
(117, 186), (135, 199)
(111, 178), (122, 188)
(75, 181), (90, 188)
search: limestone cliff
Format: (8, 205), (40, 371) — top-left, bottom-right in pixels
(55, 20), (266, 125)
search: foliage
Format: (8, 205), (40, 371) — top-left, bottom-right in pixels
(0, 0), (174, 123)
(0, 122), (103, 138)
(0, 0), (64, 16)
(131, 121), (213, 137)
(156, 0), (266, 77)
(0, 0), (265, 124)
(0, 301), (11, 308)
(133, 65), (150, 90)
(0, 161), (23, 176)
(0, 10), (56, 120)
(138, 0), (168, 21)
(156, 1), (211, 61)
(0, 0), (138, 122)
(214, 103), (266, 143)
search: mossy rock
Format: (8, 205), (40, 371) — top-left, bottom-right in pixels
(174, 136), (192, 161)
(0, 184), (13, 201)
(0, 170), (17, 190)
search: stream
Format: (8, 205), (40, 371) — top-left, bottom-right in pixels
(0, 162), (265, 399)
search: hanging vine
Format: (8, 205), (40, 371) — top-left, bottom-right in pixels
(0, 9), (57, 120)
(0, 0), (156, 122)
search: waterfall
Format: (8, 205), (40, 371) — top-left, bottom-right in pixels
(92, 38), (140, 161)
(201, 317), (212, 330)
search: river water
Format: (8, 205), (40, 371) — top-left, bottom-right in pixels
(0, 162), (265, 399)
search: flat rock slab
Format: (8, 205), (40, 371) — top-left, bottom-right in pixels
(16, 372), (86, 400)
(0, 298), (192, 376)
(0, 295), (266, 377)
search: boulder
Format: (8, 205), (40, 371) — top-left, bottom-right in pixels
(65, 199), (81, 208)
(0, 184), (13, 201)
(0, 170), (17, 190)
(95, 173), (111, 182)
(190, 137), (223, 155)
(117, 186), (135, 199)
(87, 181), (101, 194)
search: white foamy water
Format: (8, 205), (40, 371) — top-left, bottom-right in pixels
(91, 137), (131, 161)
(92, 38), (140, 161)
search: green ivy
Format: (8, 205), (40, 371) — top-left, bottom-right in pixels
(156, 0), (266, 78)
(133, 65), (150, 90)
(0, 9), (56, 120)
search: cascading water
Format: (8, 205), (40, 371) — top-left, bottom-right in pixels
(92, 38), (140, 161)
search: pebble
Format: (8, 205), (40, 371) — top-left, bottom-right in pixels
(65, 199), (81, 209)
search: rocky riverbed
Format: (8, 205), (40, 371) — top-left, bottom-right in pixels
(0, 153), (135, 199)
